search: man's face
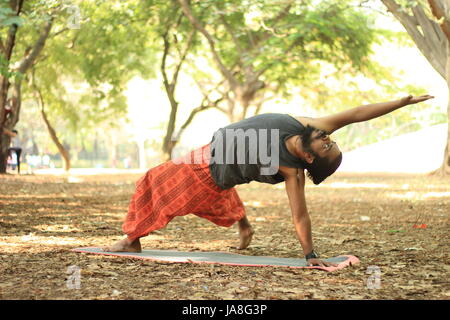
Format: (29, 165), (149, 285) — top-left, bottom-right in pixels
(308, 129), (341, 161)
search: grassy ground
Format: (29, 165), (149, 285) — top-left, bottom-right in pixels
(0, 171), (448, 300)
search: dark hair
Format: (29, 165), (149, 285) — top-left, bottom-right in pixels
(300, 125), (316, 152)
(12, 130), (18, 134)
(304, 152), (342, 185)
(300, 125), (343, 185)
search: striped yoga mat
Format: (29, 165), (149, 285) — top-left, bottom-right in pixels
(72, 247), (359, 272)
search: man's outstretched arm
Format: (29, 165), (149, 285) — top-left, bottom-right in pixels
(314, 95), (434, 134)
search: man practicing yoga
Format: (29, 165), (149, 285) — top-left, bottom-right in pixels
(104, 94), (433, 267)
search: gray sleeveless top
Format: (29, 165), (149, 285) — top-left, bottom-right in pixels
(209, 113), (307, 190)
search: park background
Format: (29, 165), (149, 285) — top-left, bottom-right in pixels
(1, 0), (448, 175)
(0, 0), (449, 300)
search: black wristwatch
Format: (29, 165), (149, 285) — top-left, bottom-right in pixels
(305, 250), (319, 260)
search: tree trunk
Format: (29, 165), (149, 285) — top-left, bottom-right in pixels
(109, 131), (118, 168)
(0, 135), (10, 173)
(0, 86), (10, 173)
(236, 97), (249, 121)
(225, 93), (252, 123)
(435, 44), (450, 174)
(441, 48), (450, 173)
(40, 103), (71, 172)
(432, 45), (450, 175)
(0, 10), (53, 173)
(443, 98), (450, 173)
(159, 27), (195, 162)
(381, 0), (450, 175)
(0, 83), (21, 173)
(32, 73), (71, 171)
(232, 80), (265, 122)
(136, 137), (146, 170)
(442, 41), (450, 174)
(162, 101), (178, 161)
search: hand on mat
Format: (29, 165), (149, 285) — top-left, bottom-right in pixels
(306, 258), (338, 268)
(401, 94), (434, 106)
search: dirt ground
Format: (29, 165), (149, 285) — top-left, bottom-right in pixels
(0, 171), (448, 300)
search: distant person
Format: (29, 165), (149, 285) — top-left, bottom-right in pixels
(103, 95), (433, 267)
(123, 156), (131, 169)
(2, 128), (22, 174)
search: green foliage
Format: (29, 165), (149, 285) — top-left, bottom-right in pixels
(296, 63), (439, 151)
(184, 0), (383, 101)
(22, 0), (157, 133)
(148, 0), (202, 74)
(0, 0), (24, 27)
(183, 0), (438, 152)
(11, 0), (439, 164)
(0, 0), (22, 78)
(395, 0), (427, 9)
(0, 55), (14, 78)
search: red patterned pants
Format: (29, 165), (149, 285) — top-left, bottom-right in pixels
(122, 144), (245, 241)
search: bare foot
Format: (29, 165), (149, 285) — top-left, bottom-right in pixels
(102, 238), (142, 253)
(237, 227), (254, 250)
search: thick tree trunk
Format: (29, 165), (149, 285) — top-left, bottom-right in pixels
(0, 83), (21, 173)
(382, 0), (450, 175)
(432, 46), (450, 175)
(440, 62), (450, 174)
(230, 80), (265, 122)
(444, 46), (450, 173)
(443, 101), (450, 173)
(0, 135), (10, 173)
(235, 95), (249, 122)
(0, 0), (22, 173)
(436, 45), (450, 174)
(0, 11), (53, 173)
(225, 93), (254, 122)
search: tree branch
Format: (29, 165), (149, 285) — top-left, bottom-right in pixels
(192, 76), (228, 113)
(411, 5), (447, 55)
(215, 9), (245, 67)
(15, 18), (53, 74)
(0, 36), (5, 55)
(252, 1), (294, 45)
(243, 1), (295, 67)
(161, 31), (173, 96)
(428, 0), (450, 41)
(31, 69), (71, 170)
(178, 0), (238, 88)
(171, 29), (196, 86)
(254, 33), (303, 79)
(4, 0), (25, 61)
(50, 27), (70, 38)
(174, 96), (224, 141)
(381, 0), (446, 78)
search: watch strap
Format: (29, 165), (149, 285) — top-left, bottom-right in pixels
(305, 250), (319, 260)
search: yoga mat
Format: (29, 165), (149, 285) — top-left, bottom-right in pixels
(72, 247), (359, 272)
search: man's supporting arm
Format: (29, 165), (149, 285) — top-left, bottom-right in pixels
(282, 167), (337, 267)
(284, 169), (313, 256)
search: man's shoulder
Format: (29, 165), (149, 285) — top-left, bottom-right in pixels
(278, 166), (301, 179)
